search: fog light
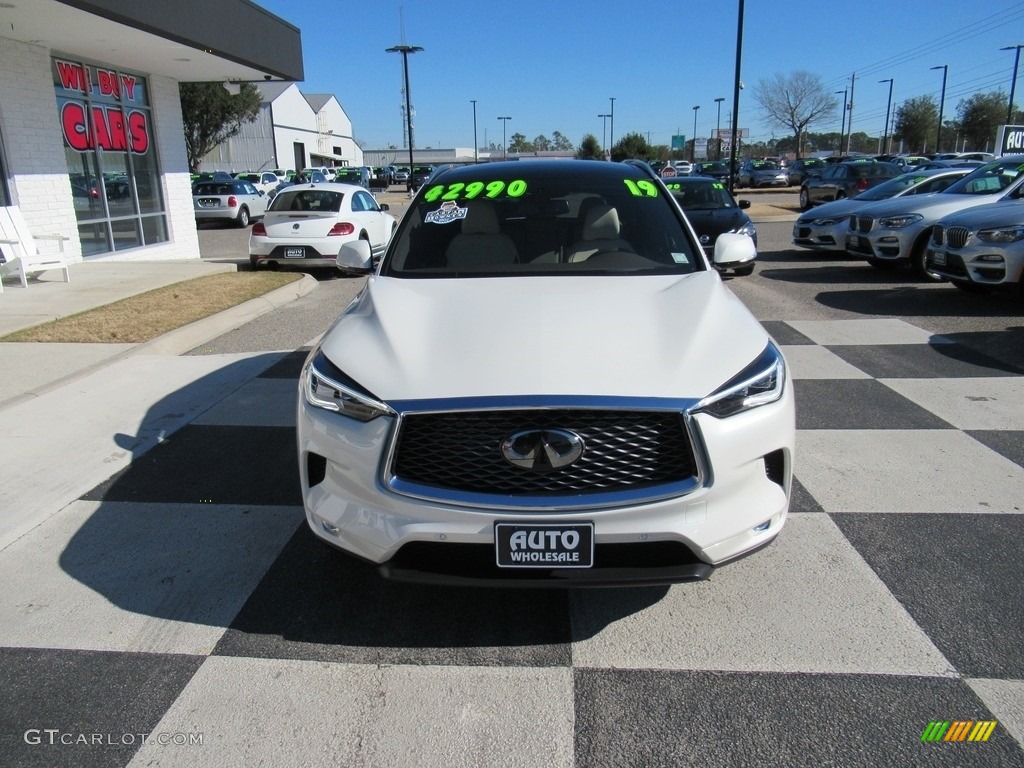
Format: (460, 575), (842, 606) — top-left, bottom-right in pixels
(753, 520), (771, 533)
(319, 518), (340, 535)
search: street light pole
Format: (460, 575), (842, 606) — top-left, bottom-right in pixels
(385, 43), (423, 187)
(598, 114), (611, 156)
(471, 99), (478, 163)
(728, 0), (745, 194)
(609, 97), (616, 151)
(835, 90), (847, 155)
(879, 78), (893, 155)
(691, 105), (700, 162)
(498, 116), (511, 160)
(931, 64), (948, 152)
(1002, 45), (1023, 124)
(714, 97), (725, 160)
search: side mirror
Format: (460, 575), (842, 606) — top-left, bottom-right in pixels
(379, 203), (390, 211)
(713, 232), (756, 272)
(337, 239), (374, 273)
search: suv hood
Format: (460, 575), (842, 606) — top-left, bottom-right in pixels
(937, 199), (1024, 229)
(856, 191), (1008, 219)
(319, 273), (769, 402)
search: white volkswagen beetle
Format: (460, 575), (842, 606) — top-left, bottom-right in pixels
(296, 160), (794, 587)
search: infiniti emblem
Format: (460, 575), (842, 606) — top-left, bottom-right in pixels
(501, 429), (585, 472)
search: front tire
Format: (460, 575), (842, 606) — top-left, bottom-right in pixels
(911, 238), (943, 282)
(799, 187), (811, 211)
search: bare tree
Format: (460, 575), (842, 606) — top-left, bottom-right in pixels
(752, 72), (837, 158)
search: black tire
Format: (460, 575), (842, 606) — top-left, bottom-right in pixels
(835, 191), (847, 201)
(235, 206), (250, 228)
(733, 264), (755, 276)
(249, 255), (259, 270)
(799, 187), (811, 211)
(910, 238), (944, 282)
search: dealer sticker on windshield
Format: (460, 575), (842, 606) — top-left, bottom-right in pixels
(495, 522), (594, 568)
(424, 200), (469, 225)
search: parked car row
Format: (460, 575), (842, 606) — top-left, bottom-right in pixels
(793, 156), (1024, 295)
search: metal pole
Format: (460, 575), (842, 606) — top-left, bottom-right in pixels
(386, 44), (423, 187)
(609, 98), (616, 151)
(691, 105), (700, 162)
(498, 116), (511, 160)
(879, 79), (893, 155)
(728, 0), (744, 194)
(598, 114), (610, 155)
(835, 90), (847, 154)
(1002, 45), (1023, 124)
(471, 100), (478, 163)
(714, 97), (724, 160)
(931, 65), (947, 152)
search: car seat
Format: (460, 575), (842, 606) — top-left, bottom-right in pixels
(444, 201), (519, 268)
(565, 204), (633, 262)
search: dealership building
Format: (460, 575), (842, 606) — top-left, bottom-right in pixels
(0, 0), (302, 263)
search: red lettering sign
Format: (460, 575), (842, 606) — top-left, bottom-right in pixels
(60, 103), (150, 154)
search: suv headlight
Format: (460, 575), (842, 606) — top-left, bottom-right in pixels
(879, 213), (923, 229)
(303, 350), (392, 421)
(734, 221), (757, 238)
(977, 226), (1024, 244)
(692, 342), (786, 418)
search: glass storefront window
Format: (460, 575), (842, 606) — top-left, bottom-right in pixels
(52, 57), (168, 256)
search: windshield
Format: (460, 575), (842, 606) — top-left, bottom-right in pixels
(858, 173), (933, 201)
(381, 164), (703, 277)
(667, 181), (737, 209)
(269, 188), (344, 212)
(751, 161), (779, 170)
(944, 157), (1024, 196)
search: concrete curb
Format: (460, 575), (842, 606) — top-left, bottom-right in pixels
(0, 273), (318, 412)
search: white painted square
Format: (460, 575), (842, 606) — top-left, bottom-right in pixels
(570, 514), (955, 676)
(785, 319), (951, 346)
(0, 500), (301, 655)
(781, 344), (872, 379)
(795, 430), (1024, 514)
(128, 657), (574, 768)
(881, 377), (1024, 431)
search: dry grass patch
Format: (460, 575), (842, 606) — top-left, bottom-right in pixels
(2, 271), (303, 343)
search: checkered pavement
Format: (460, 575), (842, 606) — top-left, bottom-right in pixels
(1, 317), (1023, 767)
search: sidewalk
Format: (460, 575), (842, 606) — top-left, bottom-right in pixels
(0, 259), (317, 409)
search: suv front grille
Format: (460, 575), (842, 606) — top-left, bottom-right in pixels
(391, 408), (696, 497)
(854, 216), (875, 234)
(945, 226), (972, 249)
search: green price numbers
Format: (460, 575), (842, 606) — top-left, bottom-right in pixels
(623, 179), (659, 197)
(422, 179), (528, 202)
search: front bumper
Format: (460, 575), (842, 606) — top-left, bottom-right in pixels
(297, 383), (795, 587)
(927, 244), (1024, 288)
(845, 228), (916, 263)
(792, 221), (848, 251)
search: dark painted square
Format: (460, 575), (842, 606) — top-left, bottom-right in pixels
(827, 343), (1024, 379)
(967, 430), (1024, 470)
(790, 476), (825, 513)
(795, 379), (954, 430)
(257, 349), (311, 379)
(0, 647), (203, 768)
(82, 425), (300, 506)
(214, 524), (573, 667)
(762, 321), (815, 346)
(832, 513), (1024, 679)
(574, 669), (1024, 767)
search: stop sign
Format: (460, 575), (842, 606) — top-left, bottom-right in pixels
(661, 166), (677, 178)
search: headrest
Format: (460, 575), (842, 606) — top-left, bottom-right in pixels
(582, 204), (620, 241)
(463, 202), (500, 234)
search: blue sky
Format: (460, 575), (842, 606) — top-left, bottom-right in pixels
(254, 0), (1024, 152)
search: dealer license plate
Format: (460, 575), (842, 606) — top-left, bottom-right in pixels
(284, 247), (305, 258)
(847, 234), (860, 248)
(931, 250), (946, 266)
(495, 522), (594, 569)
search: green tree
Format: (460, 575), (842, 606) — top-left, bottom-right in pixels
(577, 134), (603, 160)
(894, 96), (937, 153)
(751, 71), (837, 158)
(179, 82), (262, 173)
(533, 135), (551, 151)
(508, 132), (533, 153)
(957, 91), (1008, 151)
(551, 131), (574, 151)
(610, 132), (653, 162)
